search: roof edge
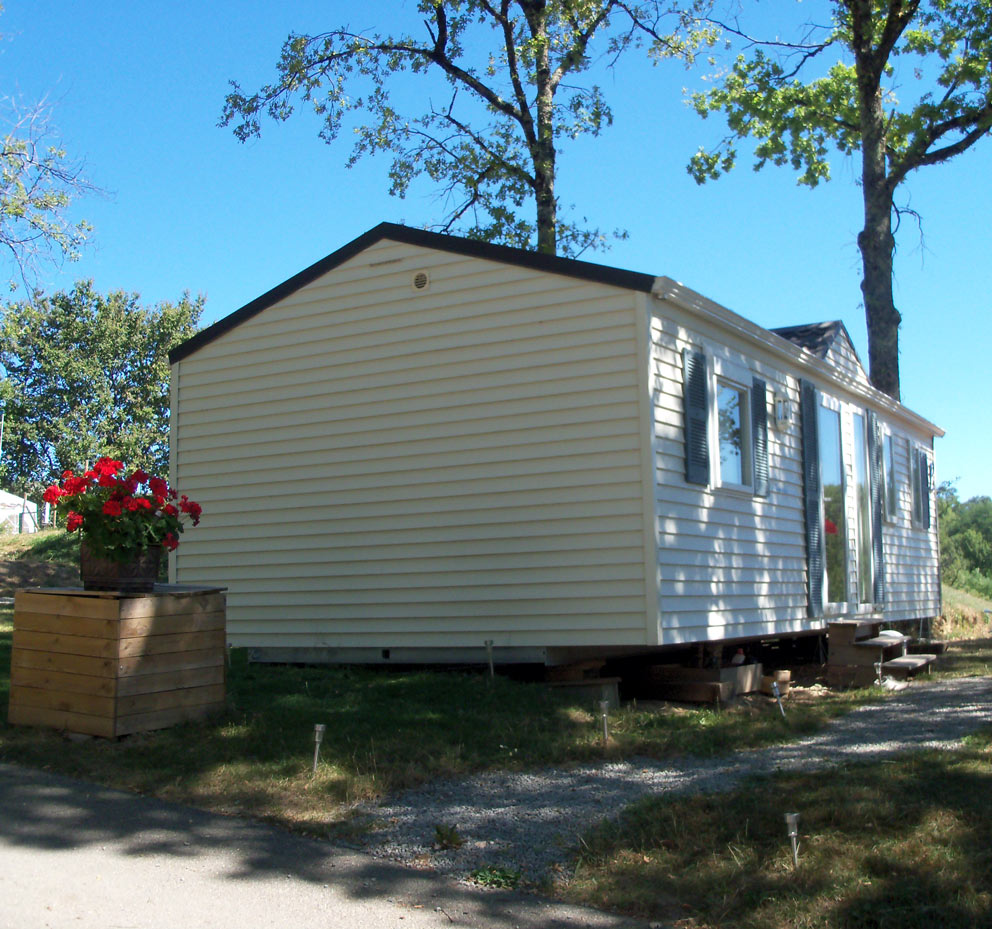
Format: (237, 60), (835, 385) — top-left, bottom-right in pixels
(169, 223), (657, 364)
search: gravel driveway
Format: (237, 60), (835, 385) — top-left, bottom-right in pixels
(356, 676), (992, 882)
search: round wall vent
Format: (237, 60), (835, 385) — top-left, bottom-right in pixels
(412, 270), (430, 292)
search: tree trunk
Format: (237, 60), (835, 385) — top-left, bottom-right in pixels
(858, 201), (901, 400)
(849, 0), (901, 399)
(526, 1), (558, 255)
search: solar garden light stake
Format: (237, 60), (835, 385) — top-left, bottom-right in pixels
(484, 640), (494, 681)
(599, 700), (610, 746)
(785, 812), (800, 868)
(312, 724), (326, 776)
(771, 680), (787, 719)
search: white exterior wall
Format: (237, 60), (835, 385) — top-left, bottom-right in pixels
(650, 303), (809, 644)
(650, 294), (940, 644)
(171, 239), (653, 652)
(878, 427), (941, 623)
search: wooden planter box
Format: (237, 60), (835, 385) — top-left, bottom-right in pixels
(8, 585), (226, 738)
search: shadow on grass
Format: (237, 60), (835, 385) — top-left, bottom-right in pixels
(570, 735), (992, 928)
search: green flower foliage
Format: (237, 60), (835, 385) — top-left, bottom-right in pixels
(0, 282), (202, 496)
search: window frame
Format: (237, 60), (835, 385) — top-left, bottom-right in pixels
(851, 411), (873, 604)
(910, 442), (931, 529)
(817, 397), (849, 612)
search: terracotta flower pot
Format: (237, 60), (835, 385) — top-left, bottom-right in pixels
(79, 541), (163, 593)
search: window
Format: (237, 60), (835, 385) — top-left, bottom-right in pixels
(716, 380), (751, 488)
(852, 413), (873, 603)
(883, 432), (897, 520)
(818, 405), (847, 604)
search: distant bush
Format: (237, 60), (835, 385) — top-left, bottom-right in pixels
(939, 484), (992, 598)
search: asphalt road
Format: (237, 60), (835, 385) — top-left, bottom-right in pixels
(0, 762), (646, 929)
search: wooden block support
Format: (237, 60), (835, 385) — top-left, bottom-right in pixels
(8, 585), (226, 738)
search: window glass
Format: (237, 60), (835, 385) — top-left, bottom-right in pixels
(883, 433), (896, 520)
(717, 382), (749, 486)
(852, 413), (872, 603)
(818, 405), (847, 603)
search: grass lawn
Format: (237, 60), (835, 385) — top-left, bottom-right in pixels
(2, 530), (991, 922)
(566, 731), (992, 928)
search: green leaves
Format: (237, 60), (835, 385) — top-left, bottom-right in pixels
(0, 283), (203, 495)
(689, 1), (992, 189)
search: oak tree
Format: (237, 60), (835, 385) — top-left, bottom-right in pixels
(221, 0), (702, 257)
(0, 282), (203, 494)
(685, 0), (992, 399)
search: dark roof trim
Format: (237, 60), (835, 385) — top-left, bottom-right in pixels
(170, 222), (658, 363)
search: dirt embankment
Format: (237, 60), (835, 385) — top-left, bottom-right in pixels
(0, 561), (79, 598)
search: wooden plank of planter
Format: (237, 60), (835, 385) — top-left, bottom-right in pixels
(116, 665), (225, 697)
(15, 590), (119, 620)
(8, 683), (116, 717)
(10, 666), (116, 698)
(118, 683), (225, 717)
(119, 609), (226, 639)
(11, 610), (119, 639)
(7, 703), (116, 739)
(12, 629), (118, 659)
(117, 629), (226, 658)
(11, 648), (116, 678)
(118, 592), (226, 620)
(116, 648), (224, 678)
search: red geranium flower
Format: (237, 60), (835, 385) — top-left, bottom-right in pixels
(48, 457), (201, 558)
(93, 457), (123, 478)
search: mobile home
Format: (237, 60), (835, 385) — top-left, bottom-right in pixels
(169, 224), (941, 664)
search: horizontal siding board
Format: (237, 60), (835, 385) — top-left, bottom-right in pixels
(226, 598), (645, 620)
(230, 628), (647, 648)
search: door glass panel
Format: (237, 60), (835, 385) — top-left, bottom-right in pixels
(852, 413), (872, 603)
(818, 406), (847, 603)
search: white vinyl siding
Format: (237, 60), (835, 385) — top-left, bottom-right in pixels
(172, 239), (651, 651)
(651, 306), (808, 644)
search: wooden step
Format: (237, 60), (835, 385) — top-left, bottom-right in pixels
(881, 654), (937, 679)
(827, 619), (881, 646)
(651, 680), (732, 706)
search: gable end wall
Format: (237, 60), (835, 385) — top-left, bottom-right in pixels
(171, 240), (651, 652)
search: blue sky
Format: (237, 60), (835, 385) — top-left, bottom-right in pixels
(4, 1), (990, 499)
